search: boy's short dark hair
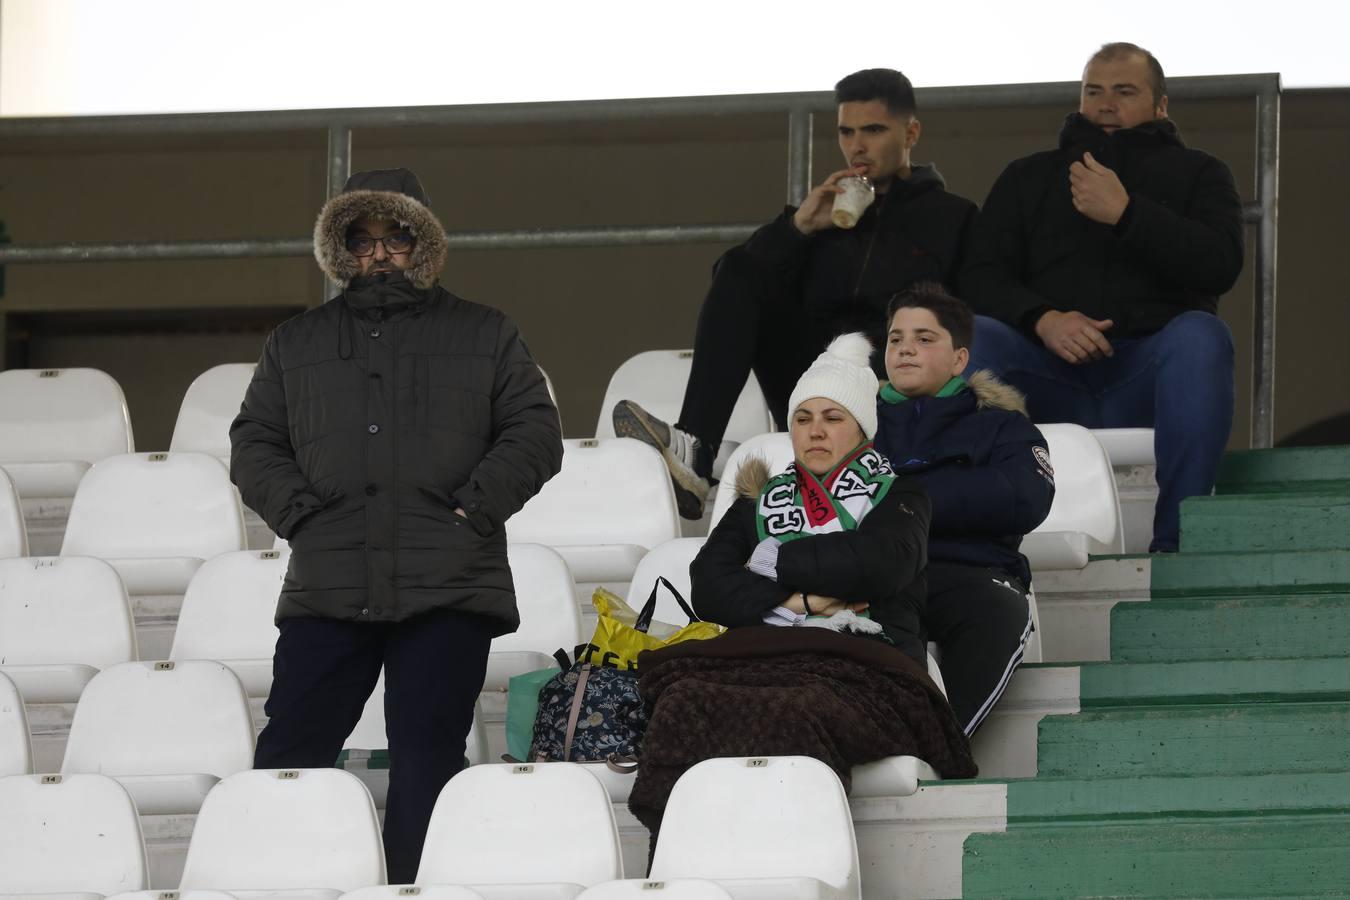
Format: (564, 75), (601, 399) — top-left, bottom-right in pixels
(834, 68), (917, 118)
(886, 282), (974, 350)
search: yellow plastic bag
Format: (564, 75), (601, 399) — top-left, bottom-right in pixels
(579, 579), (724, 671)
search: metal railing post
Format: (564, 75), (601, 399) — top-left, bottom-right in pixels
(323, 124), (353, 302)
(1251, 82), (1281, 449)
(786, 108), (814, 206)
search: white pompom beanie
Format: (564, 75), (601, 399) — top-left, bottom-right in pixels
(787, 333), (879, 439)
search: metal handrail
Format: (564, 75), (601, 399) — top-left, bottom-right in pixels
(0, 73), (1281, 446)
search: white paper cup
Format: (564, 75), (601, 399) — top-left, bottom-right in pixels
(830, 175), (875, 229)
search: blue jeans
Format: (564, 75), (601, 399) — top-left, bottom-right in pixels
(967, 311), (1234, 552)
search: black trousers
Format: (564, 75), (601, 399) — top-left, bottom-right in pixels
(923, 561), (1033, 736)
(676, 250), (822, 447)
(253, 607), (494, 883)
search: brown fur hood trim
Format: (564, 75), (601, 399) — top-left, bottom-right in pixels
(735, 455), (774, 501)
(965, 370), (1029, 416)
(313, 187), (449, 290)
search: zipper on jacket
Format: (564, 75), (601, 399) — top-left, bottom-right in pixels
(851, 185), (893, 301)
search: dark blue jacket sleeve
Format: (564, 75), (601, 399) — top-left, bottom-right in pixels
(916, 416), (1055, 538)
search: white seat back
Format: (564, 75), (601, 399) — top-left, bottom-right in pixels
(496, 544), (584, 658)
(0, 773), (149, 895)
(594, 350), (773, 444)
(1020, 424), (1123, 570)
(180, 768), (386, 891)
(62, 660), (255, 779)
(0, 556), (137, 667)
(170, 363), (257, 459)
(0, 671), (33, 776)
(170, 548), (288, 694)
(577, 881), (733, 899)
(0, 466), (28, 558)
(650, 756), (859, 897)
(624, 538), (705, 627)
(1091, 427), (1155, 467)
(61, 452), (247, 560)
(708, 433), (793, 529)
(417, 762), (622, 887)
(108, 892), (238, 900)
(342, 888), (487, 900)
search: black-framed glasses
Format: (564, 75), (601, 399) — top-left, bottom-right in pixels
(346, 231), (416, 257)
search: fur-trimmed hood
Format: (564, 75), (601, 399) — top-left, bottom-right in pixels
(963, 370), (1028, 416)
(313, 168), (449, 290)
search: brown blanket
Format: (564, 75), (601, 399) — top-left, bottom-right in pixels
(627, 626), (977, 832)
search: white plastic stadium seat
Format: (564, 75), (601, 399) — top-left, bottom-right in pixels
(0, 466), (28, 558)
(107, 892), (240, 900)
(0, 368), (135, 499)
(170, 548), (290, 696)
(417, 762), (623, 893)
(1020, 424), (1124, 570)
(0, 671), (33, 776)
(624, 538), (705, 628)
(0, 773), (149, 896)
(60, 451), (247, 594)
(484, 544), (584, 691)
(1091, 427), (1155, 467)
(577, 882), (734, 899)
(170, 363), (258, 460)
(650, 756), (860, 899)
(179, 768), (386, 891)
(342, 887), (487, 900)
(0, 556), (137, 704)
(594, 350), (773, 447)
(507, 438), (680, 591)
(708, 433), (793, 529)
(61, 660), (255, 816)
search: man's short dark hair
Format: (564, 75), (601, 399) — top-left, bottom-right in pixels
(1088, 42), (1167, 105)
(834, 69), (917, 118)
(886, 283), (974, 350)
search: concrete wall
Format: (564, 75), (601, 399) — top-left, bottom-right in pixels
(1, 89), (1344, 450)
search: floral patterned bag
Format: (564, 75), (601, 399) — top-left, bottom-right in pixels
(528, 660), (645, 762)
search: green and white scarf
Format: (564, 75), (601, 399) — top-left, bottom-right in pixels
(755, 442), (897, 543)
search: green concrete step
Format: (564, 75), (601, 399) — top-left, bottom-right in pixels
(1217, 445), (1350, 495)
(1036, 702), (1350, 779)
(1111, 595), (1350, 662)
(1180, 492), (1350, 553)
(1079, 657), (1350, 707)
(1152, 549), (1350, 598)
(962, 814), (1350, 898)
(1004, 771), (1350, 824)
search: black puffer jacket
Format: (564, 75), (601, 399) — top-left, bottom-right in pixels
(736, 164), (976, 370)
(961, 114), (1244, 337)
(230, 170), (563, 634)
(690, 456), (932, 665)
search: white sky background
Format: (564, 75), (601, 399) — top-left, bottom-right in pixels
(1, 0), (1346, 117)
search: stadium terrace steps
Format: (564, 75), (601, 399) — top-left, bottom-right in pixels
(1151, 548), (1350, 598)
(1217, 445), (1350, 495)
(1111, 594), (1350, 662)
(1180, 491), (1350, 553)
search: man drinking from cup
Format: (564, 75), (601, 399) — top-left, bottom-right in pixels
(614, 68), (977, 519)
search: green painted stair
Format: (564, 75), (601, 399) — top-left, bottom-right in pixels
(1152, 548), (1350, 598)
(1180, 492), (1350, 553)
(1111, 594), (1350, 662)
(1217, 445), (1350, 495)
(962, 813), (1350, 898)
(1078, 656), (1350, 707)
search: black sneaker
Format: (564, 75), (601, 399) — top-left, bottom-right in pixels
(612, 400), (712, 519)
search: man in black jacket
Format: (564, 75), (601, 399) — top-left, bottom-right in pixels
(875, 285), (1054, 734)
(615, 68), (977, 519)
(961, 43), (1244, 552)
(230, 168), (562, 880)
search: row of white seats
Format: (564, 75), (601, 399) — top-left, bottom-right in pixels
(38, 883), (738, 900)
(1, 756), (860, 899)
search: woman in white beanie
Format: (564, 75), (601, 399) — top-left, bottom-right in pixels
(688, 331), (932, 666)
(629, 335), (971, 843)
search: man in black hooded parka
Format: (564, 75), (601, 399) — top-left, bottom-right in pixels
(961, 43), (1244, 553)
(230, 168), (562, 880)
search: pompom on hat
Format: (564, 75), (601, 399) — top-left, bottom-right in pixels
(787, 333), (879, 439)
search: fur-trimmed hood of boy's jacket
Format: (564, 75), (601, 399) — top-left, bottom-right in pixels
(733, 370), (1027, 500)
(313, 169), (449, 290)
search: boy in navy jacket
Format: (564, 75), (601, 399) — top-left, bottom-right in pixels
(875, 283), (1055, 734)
